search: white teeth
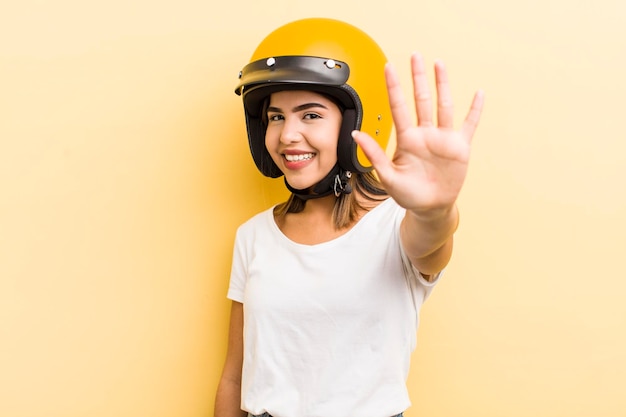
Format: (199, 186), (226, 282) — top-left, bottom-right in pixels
(284, 153), (314, 162)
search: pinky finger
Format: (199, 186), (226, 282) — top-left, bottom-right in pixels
(461, 90), (485, 144)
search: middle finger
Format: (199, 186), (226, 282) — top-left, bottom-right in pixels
(412, 52), (434, 127)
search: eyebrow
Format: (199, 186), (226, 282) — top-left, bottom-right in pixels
(267, 102), (330, 113)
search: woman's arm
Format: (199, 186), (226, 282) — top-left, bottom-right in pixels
(353, 53), (483, 277)
(214, 301), (247, 417)
(400, 205), (457, 278)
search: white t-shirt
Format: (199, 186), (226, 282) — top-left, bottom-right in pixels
(227, 198), (440, 417)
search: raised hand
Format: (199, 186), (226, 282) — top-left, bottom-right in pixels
(352, 52), (484, 215)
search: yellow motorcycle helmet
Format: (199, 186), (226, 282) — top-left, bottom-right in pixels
(235, 17), (392, 178)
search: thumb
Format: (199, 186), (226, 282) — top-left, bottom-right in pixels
(351, 130), (392, 178)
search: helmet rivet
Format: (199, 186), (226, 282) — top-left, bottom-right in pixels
(325, 59), (336, 69)
(375, 129), (380, 136)
(377, 114), (382, 121)
(266, 57), (276, 67)
(238, 71), (242, 79)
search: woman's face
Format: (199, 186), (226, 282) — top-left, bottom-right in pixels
(265, 90), (342, 190)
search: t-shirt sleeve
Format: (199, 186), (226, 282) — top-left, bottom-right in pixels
(399, 241), (443, 301)
(226, 228), (246, 303)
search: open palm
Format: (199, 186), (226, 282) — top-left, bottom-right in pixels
(353, 53), (484, 214)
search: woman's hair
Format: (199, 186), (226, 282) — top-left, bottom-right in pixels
(274, 172), (388, 229)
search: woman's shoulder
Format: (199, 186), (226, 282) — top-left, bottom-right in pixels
(236, 205), (276, 234)
(354, 196), (404, 230)
(362, 196), (400, 215)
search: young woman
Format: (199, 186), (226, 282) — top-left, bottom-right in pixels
(215, 17), (484, 417)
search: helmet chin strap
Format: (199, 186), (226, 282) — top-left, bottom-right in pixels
(284, 163), (352, 201)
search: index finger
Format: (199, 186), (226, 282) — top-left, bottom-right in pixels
(385, 62), (413, 136)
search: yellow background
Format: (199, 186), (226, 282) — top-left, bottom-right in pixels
(1, 0), (625, 416)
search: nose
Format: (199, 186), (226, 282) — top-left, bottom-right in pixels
(279, 117), (303, 144)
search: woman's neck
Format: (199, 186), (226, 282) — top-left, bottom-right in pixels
(275, 195), (340, 245)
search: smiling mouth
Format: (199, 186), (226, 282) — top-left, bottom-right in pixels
(284, 153), (315, 162)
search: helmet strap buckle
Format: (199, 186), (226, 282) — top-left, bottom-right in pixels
(333, 170), (352, 197)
